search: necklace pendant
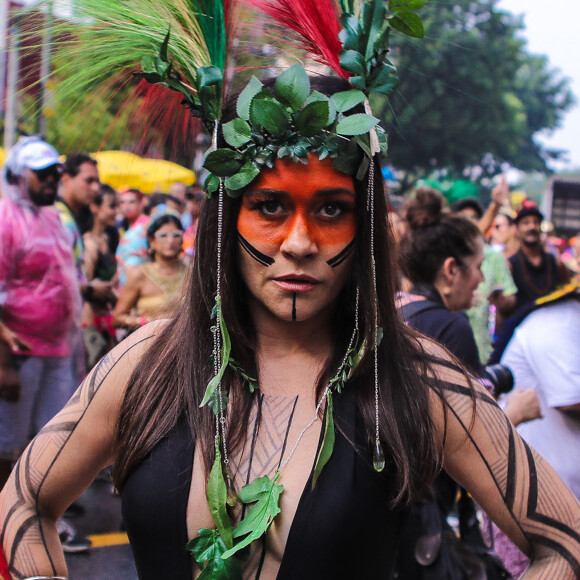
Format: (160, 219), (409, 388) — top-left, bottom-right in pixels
(373, 438), (385, 472)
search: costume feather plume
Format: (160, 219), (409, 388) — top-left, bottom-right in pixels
(243, 0), (348, 78)
(50, 0), (236, 135)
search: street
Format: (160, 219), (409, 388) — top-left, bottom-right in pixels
(65, 478), (137, 579)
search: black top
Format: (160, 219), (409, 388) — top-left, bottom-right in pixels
(121, 390), (408, 579)
(509, 249), (559, 312)
(400, 285), (482, 373)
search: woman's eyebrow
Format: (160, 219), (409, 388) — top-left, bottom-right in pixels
(245, 188), (288, 198)
(316, 188), (355, 197)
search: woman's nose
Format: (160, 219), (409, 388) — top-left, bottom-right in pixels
(280, 214), (318, 259)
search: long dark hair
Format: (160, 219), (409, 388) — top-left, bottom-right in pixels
(114, 80), (445, 506)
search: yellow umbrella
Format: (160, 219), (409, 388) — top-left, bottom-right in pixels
(91, 151), (195, 193)
(91, 151), (145, 191)
(135, 158), (196, 193)
(0, 147), (6, 167)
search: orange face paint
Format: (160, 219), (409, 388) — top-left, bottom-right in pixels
(237, 155), (356, 262)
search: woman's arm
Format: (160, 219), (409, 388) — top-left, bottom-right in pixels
(0, 325), (158, 580)
(82, 234), (98, 281)
(112, 266), (144, 329)
(430, 355), (580, 578)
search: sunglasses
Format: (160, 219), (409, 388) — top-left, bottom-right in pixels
(34, 165), (61, 182)
(154, 231), (184, 240)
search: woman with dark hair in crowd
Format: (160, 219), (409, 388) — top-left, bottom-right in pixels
(112, 210), (187, 331)
(1, 3), (579, 578)
(82, 184), (120, 367)
(395, 187), (543, 578)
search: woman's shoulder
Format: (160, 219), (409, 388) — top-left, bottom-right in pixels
(98, 320), (169, 388)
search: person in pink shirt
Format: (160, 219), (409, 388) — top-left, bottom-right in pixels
(0, 137), (79, 488)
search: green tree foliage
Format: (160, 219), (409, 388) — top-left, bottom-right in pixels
(381, 0), (575, 186)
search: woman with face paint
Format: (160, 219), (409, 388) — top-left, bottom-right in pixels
(1, 10), (580, 580)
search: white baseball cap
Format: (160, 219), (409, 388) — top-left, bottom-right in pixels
(4, 136), (60, 178)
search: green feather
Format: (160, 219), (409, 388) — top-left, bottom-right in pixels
(47, 0), (228, 121)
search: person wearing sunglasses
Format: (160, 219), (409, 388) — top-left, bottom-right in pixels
(0, 137), (79, 488)
(113, 207), (187, 331)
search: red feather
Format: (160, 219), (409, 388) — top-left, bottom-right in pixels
(243, 0), (348, 78)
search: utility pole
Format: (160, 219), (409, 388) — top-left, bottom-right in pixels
(0, 0), (8, 124)
(4, 17), (20, 150)
(38, 0), (53, 136)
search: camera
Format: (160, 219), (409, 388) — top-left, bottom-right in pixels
(482, 364), (514, 396)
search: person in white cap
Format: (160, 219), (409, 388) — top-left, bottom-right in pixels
(0, 137), (79, 487)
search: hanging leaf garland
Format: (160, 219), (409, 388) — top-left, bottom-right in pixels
(223, 473), (284, 559)
(201, 297), (232, 413)
(186, 528), (241, 580)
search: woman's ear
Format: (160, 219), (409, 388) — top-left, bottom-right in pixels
(441, 256), (458, 283)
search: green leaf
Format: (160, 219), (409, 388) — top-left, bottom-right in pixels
(223, 473), (284, 559)
(186, 528), (241, 580)
(197, 66), (223, 90)
(339, 50), (366, 76)
(204, 174), (220, 197)
(207, 388), (229, 415)
(390, 11), (424, 38)
(336, 113), (379, 136)
(203, 149), (244, 177)
(224, 162), (260, 192)
(305, 91), (336, 124)
(274, 63), (311, 112)
(365, 0), (387, 61)
(207, 441), (233, 549)
(236, 76), (264, 121)
(312, 392), (335, 489)
(368, 65), (399, 95)
(349, 76), (366, 90)
(339, 14), (362, 52)
(159, 29), (170, 64)
(250, 98), (290, 137)
(222, 118), (252, 148)
(330, 90), (366, 113)
(141, 54), (157, 75)
(200, 297), (231, 408)
(296, 101), (331, 137)
(354, 134), (372, 158)
(389, 0), (426, 11)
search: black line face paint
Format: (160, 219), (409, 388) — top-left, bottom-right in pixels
(292, 292), (297, 321)
(327, 238), (355, 268)
(238, 233), (275, 267)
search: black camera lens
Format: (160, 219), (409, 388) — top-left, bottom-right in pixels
(483, 364), (514, 396)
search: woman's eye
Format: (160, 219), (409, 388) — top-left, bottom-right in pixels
(254, 199), (283, 216)
(319, 202), (344, 218)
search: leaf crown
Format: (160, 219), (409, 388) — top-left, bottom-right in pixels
(199, 0), (425, 196)
(203, 63), (390, 197)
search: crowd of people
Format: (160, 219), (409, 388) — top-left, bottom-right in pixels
(0, 136), (203, 553)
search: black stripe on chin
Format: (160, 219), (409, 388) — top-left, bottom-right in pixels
(292, 293), (297, 321)
(327, 238), (355, 268)
(238, 233), (275, 267)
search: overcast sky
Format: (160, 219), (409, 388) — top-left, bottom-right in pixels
(498, 0), (579, 170)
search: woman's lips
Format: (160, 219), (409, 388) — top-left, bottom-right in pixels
(273, 275), (320, 293)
